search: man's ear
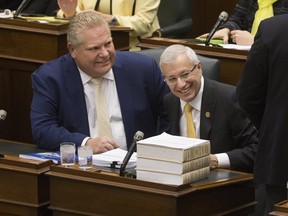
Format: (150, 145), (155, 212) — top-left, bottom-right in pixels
(197, 61), (202, 70)
(67, 43), (76, 58)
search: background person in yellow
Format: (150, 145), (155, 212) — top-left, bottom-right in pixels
(57, 0), (160, 51)
(199, 0), (288, 45)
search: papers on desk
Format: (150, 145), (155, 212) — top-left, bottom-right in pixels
(92, 148), (137, 169)
(19, 152), (61, 164)
(0, 13), (13, 18)
(0, 10), (13, 18)
(189, 37), (250, 50)
(21, 16), (69, 24)
(218, 44), (251, 51)
(192, 37), (224, 45)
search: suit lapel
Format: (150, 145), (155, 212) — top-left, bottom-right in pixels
(200, 79), (216, 139)
(164, 93), (181, 135)
(113, 63), (134, 143)
(64, 55), (90, 135)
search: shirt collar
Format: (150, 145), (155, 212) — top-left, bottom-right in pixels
(79, 68), (115, 85)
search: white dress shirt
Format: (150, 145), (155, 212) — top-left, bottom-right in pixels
(79, 68), (127, 150)
(179, 76), (230, 168)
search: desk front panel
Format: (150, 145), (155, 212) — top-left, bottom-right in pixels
(48, 167), (255, 216)
(0, 155), (52, 216)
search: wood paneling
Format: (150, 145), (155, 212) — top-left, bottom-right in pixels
(189, 0), (238, 38)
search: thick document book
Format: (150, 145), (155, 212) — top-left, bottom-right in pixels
(136, 166), (210, 185)
(136, 133), (211, 185)
(136, 133), (211, 162)
(137, 155), (210, 174)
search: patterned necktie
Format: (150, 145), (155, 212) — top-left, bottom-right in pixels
(91, 77), (113, 138)
(184, 103), (196, 138)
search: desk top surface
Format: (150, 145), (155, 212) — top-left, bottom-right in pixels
(138, 37), (249, 60)
(0, 139), (46, 155)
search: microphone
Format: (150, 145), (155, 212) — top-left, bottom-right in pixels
(0, 110), (7, 120)
(14, 0), (32, 17)
(120, 131), (144, 177)
(205, 11), (228, 46)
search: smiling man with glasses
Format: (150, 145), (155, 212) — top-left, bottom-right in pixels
(159, 44), (258, 173)
(164, 64), (198, 85)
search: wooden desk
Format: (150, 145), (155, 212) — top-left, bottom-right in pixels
(138, 37), (249, 86)
(270, 200), (288, 216)
(0, 139), (255, 215)
(0, 18), (130, 143)
(0, 155), (53, 216)
(0, 139), (47, 155)
(0, 139), (53, 215)
(47, 166), (255, 216)
(0, 18), (131, 61)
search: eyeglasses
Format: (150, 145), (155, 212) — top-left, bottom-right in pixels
(164, 64), (198, 85)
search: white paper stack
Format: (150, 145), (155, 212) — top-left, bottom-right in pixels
(93, 148), (137, 169)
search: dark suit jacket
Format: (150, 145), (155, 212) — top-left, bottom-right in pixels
(31, 51), (169, 150)
(220, 0), (288, 32)
(237, 14), (288, 185)
(21, 0), (59, 16)
(164, 78), (258, 173)
(0, 0), (22, 10)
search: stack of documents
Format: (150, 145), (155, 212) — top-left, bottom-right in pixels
(218, 44), (251, 51)
(136, 133), (211, 186)
(93, 148), (137, 169)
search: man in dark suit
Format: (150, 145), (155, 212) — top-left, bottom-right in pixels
(159, 44), (257, 173)
(0, 0), (22, 10)
(21, 0), (59, 16)
(30, 10), (169, 153)
(0, 0), (59, 16)
(237, 14), (288, 216)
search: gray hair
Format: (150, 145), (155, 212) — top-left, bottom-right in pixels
(67, 10), (111, 48)
(159, 44), (199, 73)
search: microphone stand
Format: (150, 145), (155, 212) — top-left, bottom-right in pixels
(120, 131), (144, 178)
(205, 11), (228, 46)
(13, 0), (32, 19)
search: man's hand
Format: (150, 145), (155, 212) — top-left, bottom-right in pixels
(230, 30), (254, 45)
(85, 137), (119, 154)
(210, 154), (219, 170)
(198, 28), (230, 44)
(57, 0), (78, 18)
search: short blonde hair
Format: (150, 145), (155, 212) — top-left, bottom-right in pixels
(67, 10), (111, 48)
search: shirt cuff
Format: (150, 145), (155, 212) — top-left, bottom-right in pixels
(81, 137), (90, 146)
(215, 153), (230, 169)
